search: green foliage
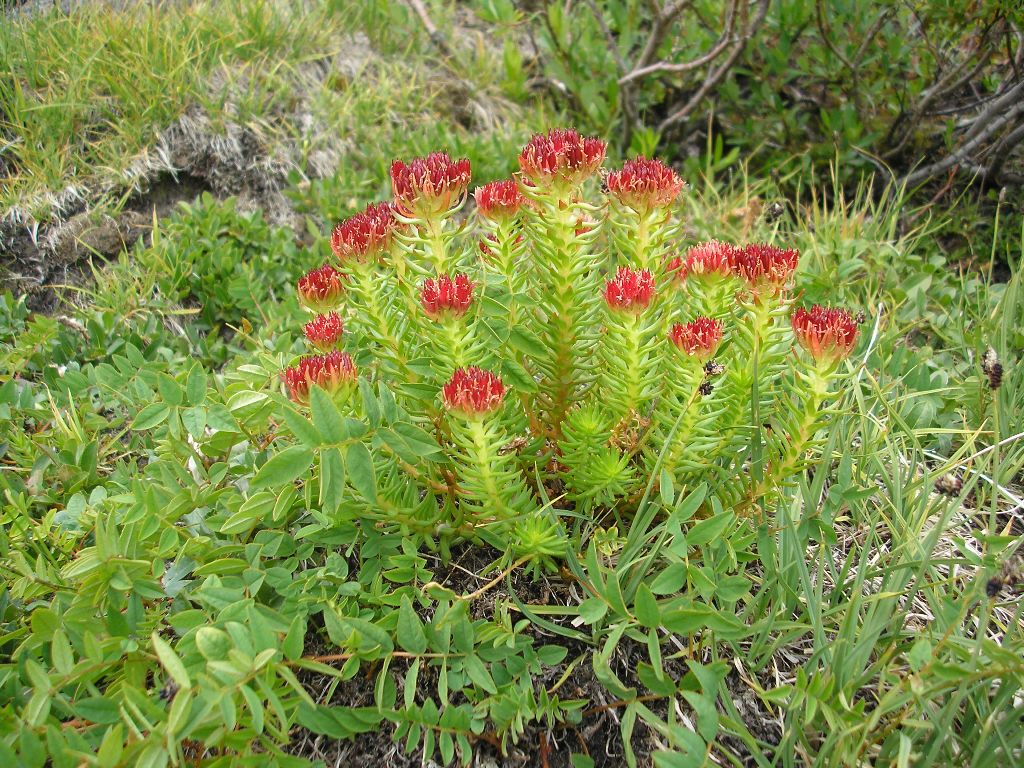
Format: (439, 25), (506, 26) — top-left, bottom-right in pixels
(150, 194), (311, 329)
(1, 122), (1022, 768)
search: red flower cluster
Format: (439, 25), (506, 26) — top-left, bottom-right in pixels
(671, 240), (739, 281)
(607, 156), (684, 211)
(442, 366), (506, 417)
(421, 273), (474, 320)
(669, 317), (723, 359)
(282, 351), (357, 405)
(475, 179), (524, 222)
(731, 243), (800, 289)
(791, 305), (859, 363)
(391, 152), (471, 216)
(518, 129), (606, 188)
(604, 266), (655, 313)
(331, 201), (398, 262)
(303, 312), (344, 351)
(297, 265), (344, 312)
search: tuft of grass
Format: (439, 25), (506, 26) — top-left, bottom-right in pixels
(0, 0), (348, 221)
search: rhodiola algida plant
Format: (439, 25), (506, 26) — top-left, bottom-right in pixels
(278, 129), (861, 566)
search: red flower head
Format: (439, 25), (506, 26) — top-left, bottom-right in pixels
(669, 317), (724, 360)
(303, 312), (344, 352)
(282, 351), (357, 405)
(731, 243), (800, 290)
(391, 152), (472, 217)
(475, 179), (524, 222)
(791, 305), (859, 363)
(607, 156), (685, 212)
(331, 201), (398, 263)
(675, 240), (739, 282)
(442, 366), (506, 418)
(297, 265), (344, 312)
(420, 273), (474, 320)
(518, 129), (606, 189)
(604, 266), (655, 313)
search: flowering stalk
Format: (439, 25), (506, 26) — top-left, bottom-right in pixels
(670, 240), (741, 320)
(442, 368), (533, 527)
(519, 129), (607, 437)
(476, 179), (527, 303)
(705, 243), (800, 476)
(420, 274), (480, 378)
(599, 266), (660, 422)
(282, 351), (358, 406)
(392, 152), (471, 275)
(737, 305), (860, 508)
(648, 318), (724, 480)
(332, 202), (416, 380)
(297, 265), (344, 314)
(303, 312), (344, 352)
(606, 156), (684, 270)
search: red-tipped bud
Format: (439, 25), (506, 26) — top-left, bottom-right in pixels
(731, 243), (800, 289)
(420, 273), (474, 320)
(303, 312), (344, 351)
(442, 366), (505, 418)
(791, 305), (859, 363)
(607, 156), (684, 211)
(297, 265), (344, 312)
(475, 179), (524, 222)
(678, 240), (740, 281)
(604, 266), (655, 313)
(518, 129), (606, 188)
(282, 351), (357, 405)
(391, 152), (471, 216)
(669, 317), (723, 359)
(331, 201), (398, 263)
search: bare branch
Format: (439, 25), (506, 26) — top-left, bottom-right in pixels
(962, 80), (1024, 144)
(901, 96), (1024, 187)
(619, 1), (738, 84)
(584, 0), (628, 75)
(632, 0), (695, 74)
(883, 25), (1001, 159)
(852, 9), (893, 68)
(815, 0), (855, 74)
(657, 0), (770, 132)
(986, 122), (1024, 182)
(403, 0), (453, 57)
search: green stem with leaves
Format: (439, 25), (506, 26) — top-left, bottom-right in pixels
(448, 418), (532, 527)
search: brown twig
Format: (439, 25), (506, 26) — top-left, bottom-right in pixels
(632, 0), (696, 74)
(403, 0), (453, 57)
(619, 0), (737, 84)
(657, 0), (770, 131)
(901, 87), (1024, 187)
(986, 122), (1024, 182)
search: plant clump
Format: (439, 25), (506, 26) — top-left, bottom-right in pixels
(281, 128), (860, 562)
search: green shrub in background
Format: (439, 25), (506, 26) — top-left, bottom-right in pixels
(153, 194), (308, 329)
(491, 0), (1023, 256)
